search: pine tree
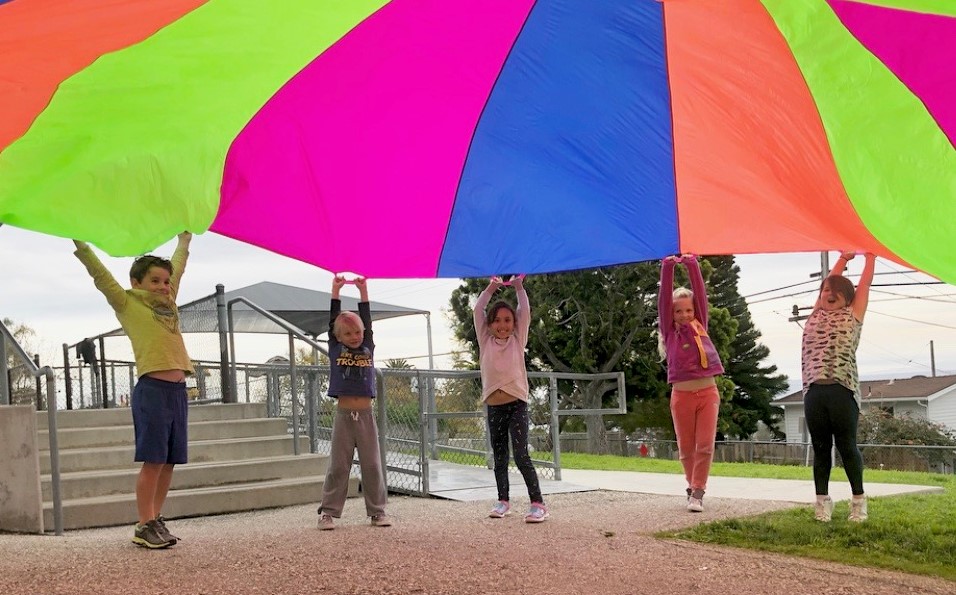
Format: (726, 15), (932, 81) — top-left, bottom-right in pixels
(704, 256), (788, 438)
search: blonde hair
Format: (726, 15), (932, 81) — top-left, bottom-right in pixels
(657, 287), (694, 361)
(332, 311), (365, 340)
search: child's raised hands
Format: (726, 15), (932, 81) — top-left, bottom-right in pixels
(491, 274), (525, 287)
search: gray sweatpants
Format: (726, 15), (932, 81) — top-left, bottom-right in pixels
(318, 408), (388, 518)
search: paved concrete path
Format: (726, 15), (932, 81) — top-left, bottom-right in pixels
(560, 468), (944, 503)
(425, 459), (944, 503)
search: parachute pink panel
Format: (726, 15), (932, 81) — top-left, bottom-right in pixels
(1, 0), (954, 281)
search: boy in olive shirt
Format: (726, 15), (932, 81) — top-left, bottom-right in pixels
(73, 232), (193, 548)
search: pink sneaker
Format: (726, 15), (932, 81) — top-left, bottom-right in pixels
(489, 500), (511, 518)
(525, 502), (549, 523)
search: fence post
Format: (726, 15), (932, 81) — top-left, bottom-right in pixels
(0, 335), (8, 405)
(288, 332), (300, 455)
(215, 285), (233, 403)
(33, 354), (43, 410)
(98, 337), (108, 408)
(550, 377), (562, 481)
(62, 343), (73, 410)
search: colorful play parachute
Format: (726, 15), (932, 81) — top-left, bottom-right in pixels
(1, 0), (954, 280)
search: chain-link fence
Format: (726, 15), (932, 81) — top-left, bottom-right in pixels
(600, 437), (956, 475)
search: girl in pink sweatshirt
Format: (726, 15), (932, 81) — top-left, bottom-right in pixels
(474, 276), (547, 523)
(659, 255), (725, 513)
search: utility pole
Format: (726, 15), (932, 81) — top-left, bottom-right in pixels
(930, 340), (936, 377)
(791, 251), (831, 323)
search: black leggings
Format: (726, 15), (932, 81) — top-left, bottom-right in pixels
(804, 383), (865, 496)
(487, 400), (542, 503)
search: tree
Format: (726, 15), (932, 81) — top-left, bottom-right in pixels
(858, 409), (956, 446)
(857, 409), (956, 470)
(2, 317), (38, 406)
(704, 256), (789, 438)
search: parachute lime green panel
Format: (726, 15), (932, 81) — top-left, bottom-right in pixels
(0, 0), (954, 282)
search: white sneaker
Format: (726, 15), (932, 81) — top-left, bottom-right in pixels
(687, 497), (704, 513)
(848, 496), (868, 522)
(814, 497), (834, 522)
(318, 513), (335, 531)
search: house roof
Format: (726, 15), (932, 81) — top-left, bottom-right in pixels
(775, 374), (956, 405)
(95, 281), (429, 338)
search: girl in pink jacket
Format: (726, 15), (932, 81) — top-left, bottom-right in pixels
(659, 255), (725, 513)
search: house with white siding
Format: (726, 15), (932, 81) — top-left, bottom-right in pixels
(774, 374), (956, 443)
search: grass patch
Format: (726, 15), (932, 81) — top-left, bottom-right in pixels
(560, 452), (956, 581)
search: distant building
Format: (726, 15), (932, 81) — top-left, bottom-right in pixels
(774, 374), (956, 442)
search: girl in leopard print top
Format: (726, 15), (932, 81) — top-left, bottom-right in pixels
(801, 251), (875, 523)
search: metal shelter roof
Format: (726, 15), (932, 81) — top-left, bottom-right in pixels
(98, 281), (429, 338)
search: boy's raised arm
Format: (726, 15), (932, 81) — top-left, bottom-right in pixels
(169, 232), (192, 296)
(73, 240), (127, 312)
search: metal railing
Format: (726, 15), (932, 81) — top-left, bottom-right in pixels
(1, 320), (63, 535)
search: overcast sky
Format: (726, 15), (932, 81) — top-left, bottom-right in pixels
(2, 225), (954, 395)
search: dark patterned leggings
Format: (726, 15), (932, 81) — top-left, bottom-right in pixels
(804, 383), (865, 496)
(487, 400), (543, 503)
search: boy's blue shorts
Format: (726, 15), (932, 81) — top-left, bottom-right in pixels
(131, 376), (188, 464)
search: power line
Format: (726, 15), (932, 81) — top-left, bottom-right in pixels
(867, 310), (956, 331)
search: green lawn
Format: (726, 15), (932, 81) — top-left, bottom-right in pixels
(560, 452), (956, 582)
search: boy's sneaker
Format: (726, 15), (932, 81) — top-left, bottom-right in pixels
(318, 513), (335, 531)
(814, 496), (834, 522)
(524, 502), (549, 523)
(489, 500), (511, 518)
(685, 487), (692, 502)
(155, 515), (179, 544)
(370, 514), (392, 527)
(848, 496), (868, 522)
(132, 520), (172, 549)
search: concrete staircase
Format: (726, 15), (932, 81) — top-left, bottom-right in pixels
(36, 403), (356, 530)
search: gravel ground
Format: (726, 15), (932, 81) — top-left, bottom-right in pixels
(0, 491), (951, 595)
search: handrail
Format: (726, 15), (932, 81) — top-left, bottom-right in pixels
(227, 297), (320, 454)
(0, 321), (63, 535)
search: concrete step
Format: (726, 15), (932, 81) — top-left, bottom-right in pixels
(43, 475), (360, 531)
(40, 435), (312, 474)
(42, 454), (330, 501)
(35, 403), (268, 429)
(38, 418), (289, 450)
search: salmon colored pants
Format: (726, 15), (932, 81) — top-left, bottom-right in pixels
(670, 385), (720, 492)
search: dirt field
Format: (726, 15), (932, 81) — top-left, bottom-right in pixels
(0, 491), (951, 594)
